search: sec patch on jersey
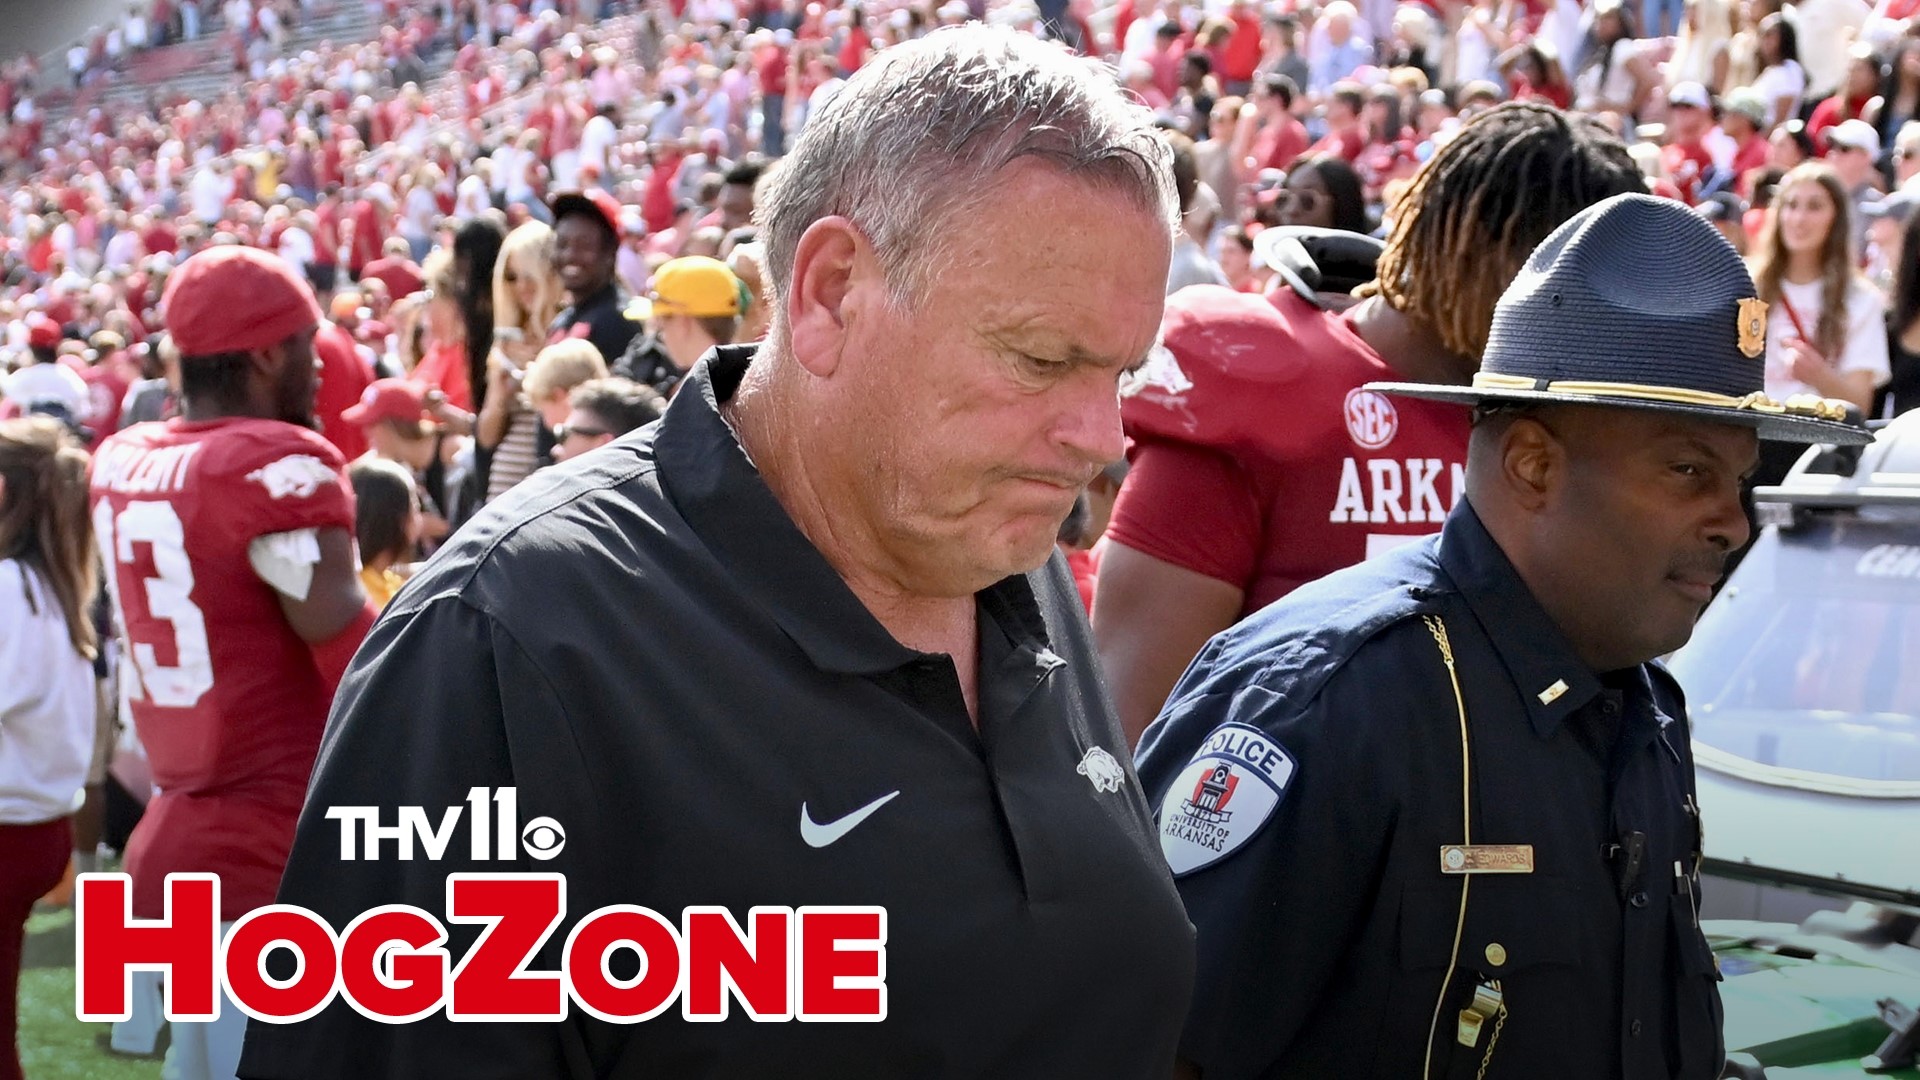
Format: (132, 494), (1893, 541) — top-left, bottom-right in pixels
(1157, 722), (1296, 876)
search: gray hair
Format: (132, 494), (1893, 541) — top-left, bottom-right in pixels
(757, 25), (1178, 308)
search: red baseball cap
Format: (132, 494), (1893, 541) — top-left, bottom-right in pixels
(25, 312), (62, 351)
(550, 189), (624, 241)
(341, 378), (433, 427)
(162, 245), (322, 357)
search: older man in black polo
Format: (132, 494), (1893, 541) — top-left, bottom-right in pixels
(240, 26), (1194, 1080)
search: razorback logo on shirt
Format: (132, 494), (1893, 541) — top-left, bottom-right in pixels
(1157, 722), (1296, 876)
(246, 454), (338, 500)
(1076, 746), (1127, 794)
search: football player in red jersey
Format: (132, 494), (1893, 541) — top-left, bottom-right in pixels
(88, 246), (374, 1080)
(1097, 103), (1646, 746)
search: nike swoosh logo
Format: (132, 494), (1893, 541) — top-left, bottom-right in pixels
(800, 791), (900, 848)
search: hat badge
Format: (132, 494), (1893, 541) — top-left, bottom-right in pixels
(1737, 298), (1767, 359)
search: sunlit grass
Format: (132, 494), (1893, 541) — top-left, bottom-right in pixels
(17, 908), (158, 1080)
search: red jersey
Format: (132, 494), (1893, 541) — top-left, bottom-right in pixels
(79, 361), (132, 446)
(90, 418), (354, 919)
(1111, 285), (1470, 616)
(1730, 132), (1769, 196)
(1660, 139), (1714, 204)
(313, 321), (374, 460)
(1251, 115), (1310, 172)
(347, 198), (385, 274)
(1306, 125), (1367, 163)
(1223, 10), (1263, 82)
(410, 339), (472, 412)
(1807, 94), (1873, 149)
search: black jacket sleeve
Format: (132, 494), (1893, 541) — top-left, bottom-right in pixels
(238, 594), (594, 1080)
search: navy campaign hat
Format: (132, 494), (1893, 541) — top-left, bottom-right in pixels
(1369, 192), (1872, 445)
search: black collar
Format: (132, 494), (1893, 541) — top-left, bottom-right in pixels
(1437, 500), (1604, 740)
(654, 344), (1053, 676)
(566, 280), (621, 313)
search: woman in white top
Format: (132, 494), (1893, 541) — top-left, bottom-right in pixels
(398, 162), (443, 265)
(1749, 12), (1808, 127)
(0, 418), (97, 1080)
(1749, 162), (1892, 478)
(1669, 0), (1733, 94)
(1573, 0), (1655, 116)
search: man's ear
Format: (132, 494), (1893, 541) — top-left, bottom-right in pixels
(1499, 415), (1561, 513)
(784, 216), (871, 378)
(249, 340), (284, 383)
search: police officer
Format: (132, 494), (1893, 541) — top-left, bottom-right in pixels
(1136, 193), (1872, 1080)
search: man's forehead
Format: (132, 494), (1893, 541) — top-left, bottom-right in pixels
(1573, 406), (1761, 461)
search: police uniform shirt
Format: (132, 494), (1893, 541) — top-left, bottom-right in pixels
(1135, 502), (1723, 1080)
(549, 280), (640, 367)
(238, 344), (1196, 1079)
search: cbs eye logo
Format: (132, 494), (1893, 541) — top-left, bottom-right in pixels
(520, 817), (567, 860)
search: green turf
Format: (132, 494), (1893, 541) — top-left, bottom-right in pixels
(17, 907), (159, 1080)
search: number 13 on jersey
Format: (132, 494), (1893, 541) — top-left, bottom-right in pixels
(95, 499), (215, 709)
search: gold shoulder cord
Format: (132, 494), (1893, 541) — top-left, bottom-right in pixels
(1419, 616), (1507, 1080)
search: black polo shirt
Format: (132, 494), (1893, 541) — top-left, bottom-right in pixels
(1135, 502), (1723, 1080)
(239, 344), (1195, 1079)
(549, 280), (640, 367)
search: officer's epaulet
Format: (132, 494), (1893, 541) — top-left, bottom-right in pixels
(1176, 551), (1449, 720)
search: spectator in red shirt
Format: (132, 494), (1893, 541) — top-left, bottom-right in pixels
(1499, 42), (1574, 110)
(757, 29), (794, 156)
(402, 251), (472, 412)
(1220, 0), (1263, 93)
(360, 237), (425, 301)
(1808, 44), (1884, 152)
(345, 185), (392, 281)
(78, 331), (137, 444)
(309, 186), (344, 298)
(1245, 73), (1309, 173)
(1721, 87), (1774, 197)
(312, 316), (375, 462)
(1148, 22), (1186, 101)
(1306, 82), (1369, 162)
(1663, 82), (1718, 204)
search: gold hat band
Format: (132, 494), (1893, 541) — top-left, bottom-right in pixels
(1471, 372), (1851, 423)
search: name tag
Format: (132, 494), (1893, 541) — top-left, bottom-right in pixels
(1439, 844), (1535, 874)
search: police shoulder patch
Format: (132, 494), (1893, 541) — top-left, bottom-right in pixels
(1157, 721), (1297, 877)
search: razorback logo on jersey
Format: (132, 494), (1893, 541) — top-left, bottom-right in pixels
(1119, 342), (1193, 402)
(246, 455), (338, 500)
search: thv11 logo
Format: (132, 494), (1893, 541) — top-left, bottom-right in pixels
(325, 787), (567, 862)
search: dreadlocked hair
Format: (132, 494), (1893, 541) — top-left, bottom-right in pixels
(1365, 101), (1644, 358)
